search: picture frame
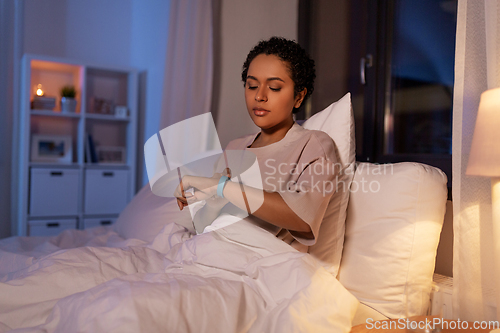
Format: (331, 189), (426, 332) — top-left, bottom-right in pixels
(114, 105), (128, 118)
(96, 146), (126, 164)
(31, 135), (72, 164)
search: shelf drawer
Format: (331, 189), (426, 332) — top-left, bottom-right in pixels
(83, 217), (116, 229)
(28, 218), (76, 237)
(29, 168), (79, 216)
(84, 169), (129, 214)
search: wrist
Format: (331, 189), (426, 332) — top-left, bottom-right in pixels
(217, 175), (229, 198)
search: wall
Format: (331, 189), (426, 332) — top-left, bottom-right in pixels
(23, 0), (66, 57)
(214, 0), (299, 148)
(23, 0), (135, 65)
(65, 0), (133, 67)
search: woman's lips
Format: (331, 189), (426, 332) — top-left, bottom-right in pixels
(253, 108), (269, 116)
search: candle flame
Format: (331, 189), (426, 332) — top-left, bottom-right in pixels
(36, 84), (44, 96)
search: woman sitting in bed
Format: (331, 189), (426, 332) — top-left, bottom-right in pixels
(0, 38), (354, 332)
(175, 36), (339, 253)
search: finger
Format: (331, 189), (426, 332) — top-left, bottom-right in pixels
(177, 198), (183, 211)
(177, 196), (188, 205)
(224, 167), (232, 179)
(223, 151), (230, 175)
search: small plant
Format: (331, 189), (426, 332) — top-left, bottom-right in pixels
(60, 85), (77, 98)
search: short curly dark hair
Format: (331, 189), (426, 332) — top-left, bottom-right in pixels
(242, 37), (315, 112)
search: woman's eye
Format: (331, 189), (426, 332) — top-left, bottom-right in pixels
(270, 87), (281, 92)
(247, 85), (257, 90)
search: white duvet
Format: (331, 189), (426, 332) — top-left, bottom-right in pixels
(0, 220), (358, 332)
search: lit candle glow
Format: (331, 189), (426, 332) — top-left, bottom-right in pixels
(35, 84), (44, 96)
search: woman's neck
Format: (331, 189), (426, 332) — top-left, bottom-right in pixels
(251, 118), (294, 148)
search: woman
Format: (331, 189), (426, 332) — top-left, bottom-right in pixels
(175, 37), (339, 253)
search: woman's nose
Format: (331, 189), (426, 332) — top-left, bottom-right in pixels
(255, 88), (267, 102)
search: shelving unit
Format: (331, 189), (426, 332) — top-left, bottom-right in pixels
(12, 54), (138, 237)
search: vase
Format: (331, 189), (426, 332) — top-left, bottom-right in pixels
(61, 97), (77, 113)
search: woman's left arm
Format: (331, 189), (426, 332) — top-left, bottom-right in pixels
(224, 181), (313, 237)
(175, 175), (313, 238)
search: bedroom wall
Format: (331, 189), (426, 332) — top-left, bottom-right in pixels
(23, 0), (133, 68)
(23, 0), (66, 57)
(214, 0), (299, 148)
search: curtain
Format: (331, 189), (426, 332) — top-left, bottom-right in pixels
(453, 0), (500, 321)
(160, 0), (214, 129)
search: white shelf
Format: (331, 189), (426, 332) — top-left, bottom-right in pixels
(85, 113), (130, 122)
(84, 163), (129, 169)
(31, 110), (81, 118)
(13, 54), (138, 237)
(29, 162), (80, 168)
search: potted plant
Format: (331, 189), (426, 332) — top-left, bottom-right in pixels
(60, 85), (77, 113)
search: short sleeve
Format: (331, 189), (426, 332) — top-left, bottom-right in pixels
(279, 133), (340, 246)
(207, 135), (251, 174)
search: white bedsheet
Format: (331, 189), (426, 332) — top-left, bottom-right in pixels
(0, 221), (358, 332)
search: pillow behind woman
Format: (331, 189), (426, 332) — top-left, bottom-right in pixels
(303, 92), (355, 276)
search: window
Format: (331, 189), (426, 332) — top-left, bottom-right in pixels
(299, 0), (456, 194)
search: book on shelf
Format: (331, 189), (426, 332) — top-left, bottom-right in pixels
(31, 96), (56, 110)
(85, 133), (98, 163)
(85, 134), (90, 163)
(33, 96), (55, 101)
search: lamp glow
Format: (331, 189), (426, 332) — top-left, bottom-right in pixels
(466, 87), (500, 177)
(35, 84), (44, 97)
(466, 87), (500, 326)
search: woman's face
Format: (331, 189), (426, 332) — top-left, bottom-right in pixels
(244, 54), (305, 131)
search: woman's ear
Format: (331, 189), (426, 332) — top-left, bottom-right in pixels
(294, 88), (307, 108)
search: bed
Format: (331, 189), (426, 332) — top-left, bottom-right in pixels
(0, 93), (448, 332)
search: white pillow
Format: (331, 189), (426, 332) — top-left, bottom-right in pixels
(303, 93), (355, 168)
(338, 162), (447, 318)
(302, 92), (356, 276)
(113, 184), (194, 242)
